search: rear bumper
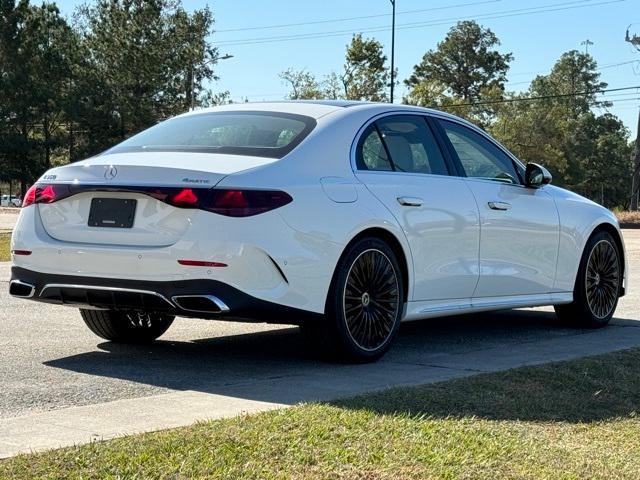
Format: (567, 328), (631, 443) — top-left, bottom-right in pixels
(9, 266), (322, 324)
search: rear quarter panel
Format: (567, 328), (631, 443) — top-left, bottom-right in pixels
(214, 107), (415, 312)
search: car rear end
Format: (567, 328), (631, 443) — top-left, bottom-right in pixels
(9, 105), (336, 323)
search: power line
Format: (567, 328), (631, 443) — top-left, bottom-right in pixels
(441, 85), (640, 108)
(216, 0), (501, 33)
(217, 0), (597, 45)
(216, 0), (623, 47)
(507, 60), (640, 87)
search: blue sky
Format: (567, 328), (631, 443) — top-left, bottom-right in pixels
(57, 0), (640, 138)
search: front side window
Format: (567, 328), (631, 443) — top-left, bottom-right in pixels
(108, 111), (316, 159)
(438, 119), (520, 184)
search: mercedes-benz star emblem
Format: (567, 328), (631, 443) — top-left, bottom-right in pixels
(104, 165), (118, 180)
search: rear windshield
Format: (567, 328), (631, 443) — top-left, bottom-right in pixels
(107, 111), (316, 159)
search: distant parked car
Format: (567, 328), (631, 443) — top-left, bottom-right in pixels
(1, 195), (21, 207)
(9, 101), (628, 362)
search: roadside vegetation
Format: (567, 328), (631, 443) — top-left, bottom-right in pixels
(3, 348), (640, 479)
(0, 233), (10, 262)
(616, 210), (640, 226)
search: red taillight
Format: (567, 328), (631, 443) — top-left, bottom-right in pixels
(163, 188), (292, 217)
(215, 190), (249, 209)
(22, 185), (37, 207)
(38, 185), (57, 203)
(178, 259), (228, 267)
(21, 184), (292, 217)
(22, 184), (70, 207)
(206, 189), (292, 217)
(171, 188), (199, 207)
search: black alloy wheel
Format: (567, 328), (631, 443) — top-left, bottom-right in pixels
(585, 239), (620, 319)
(343, 248), (400, 351)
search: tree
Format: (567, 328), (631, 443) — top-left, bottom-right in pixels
(341, 34), (389, 101)
(76, 0), (218, 141)
(529, 50), (609, 117)
(569, 113), (633, 207)
(404, 20), (513, 118)
(490, 51), (633, 207)
(0, 1), (76, 193)
(280, 34), (391, 101)
(279, 68), (324, 100)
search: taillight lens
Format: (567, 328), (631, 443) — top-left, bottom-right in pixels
(22, 185), (37, 207)
(21, 184), (292, 217)
(164, 188), (292, 217)
(208, 189), (292, 217)
(22, 184), (71, 207)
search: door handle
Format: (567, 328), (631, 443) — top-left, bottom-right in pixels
(488, 201), (511, 211)
(397, 196), (424, 207)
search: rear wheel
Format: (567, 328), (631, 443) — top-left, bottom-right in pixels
(554, 230), (621, 328)
(315, 237), (404, 362)
(80, 309), (174, 343)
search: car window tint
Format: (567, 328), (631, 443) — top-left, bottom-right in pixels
(376, 116), (448, 175)
(356, 124), (394, 171)
(438, 119), (519, 184)
(108, 112), (316, 159)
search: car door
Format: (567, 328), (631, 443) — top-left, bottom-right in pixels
(434, 118), (560, 298)
(354, 114), (480, 302)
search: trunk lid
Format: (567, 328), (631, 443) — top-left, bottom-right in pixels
(37, 151), (275, 247)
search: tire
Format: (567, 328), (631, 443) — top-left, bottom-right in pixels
(554, 230), (622, 328)
(80, 309), (175, 343)
(315, 237), (405, 362)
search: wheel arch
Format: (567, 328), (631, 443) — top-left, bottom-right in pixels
(327, 227), (411, 310)
(589, 221), (627, 296)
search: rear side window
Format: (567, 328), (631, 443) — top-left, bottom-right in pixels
(356, 124), (394, 171)
(108, 111), (316, 159)
(356, 115), (449, 175)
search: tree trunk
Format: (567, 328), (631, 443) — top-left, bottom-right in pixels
(44, 114), (51, 170)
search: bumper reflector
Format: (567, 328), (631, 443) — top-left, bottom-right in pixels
(178, 260), (228, 267)
(11, 250), (32, 256)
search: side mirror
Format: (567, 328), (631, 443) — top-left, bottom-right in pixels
(525, 163), (552, 188)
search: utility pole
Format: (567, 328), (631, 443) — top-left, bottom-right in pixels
(189, 54), (234, 110)
(389, 0), (395, 103)
(581, 39), (593, 54)
(626, 26), (640, 210)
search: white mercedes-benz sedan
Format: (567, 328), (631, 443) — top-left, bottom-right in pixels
(9, 101), (627, 361)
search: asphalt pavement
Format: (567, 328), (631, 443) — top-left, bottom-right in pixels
(0, 230), (638, 458)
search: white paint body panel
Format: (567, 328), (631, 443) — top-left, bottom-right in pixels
(464, 179), (560, 297)
(356, 171), (480, 301)
(11, 102), (627, 321)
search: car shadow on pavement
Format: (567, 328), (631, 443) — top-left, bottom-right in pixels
(44, 309), (640, 410)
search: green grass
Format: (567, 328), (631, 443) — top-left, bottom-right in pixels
(3, 349), (640, 479)
(0, 233), (10, 261)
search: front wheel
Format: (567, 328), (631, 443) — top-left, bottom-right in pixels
(555, 230), (621, 328)
(319, 237), (404, 362)
(80, 309), (175, 343)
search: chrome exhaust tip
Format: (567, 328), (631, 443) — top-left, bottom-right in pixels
(9, 280), (36, 298)
(171, 295), (230, 314)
